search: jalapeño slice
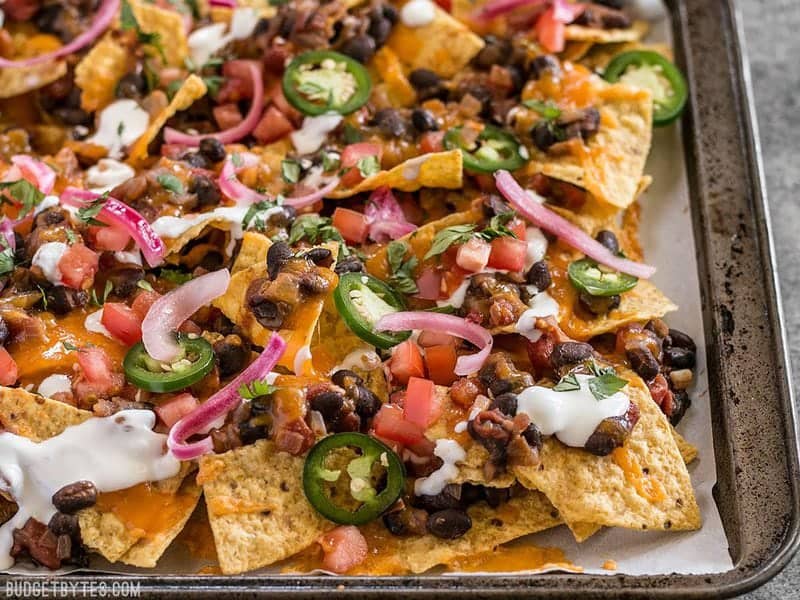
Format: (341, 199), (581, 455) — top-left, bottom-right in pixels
(568, 258), (638, 297)
(283, 50), (372, 116)
(333, 273), (410, 349)
(443, 124), (528, 173)
(603, 50), (688, 127)
(303, 432), (405, 525)
(123, 335), (215, 393)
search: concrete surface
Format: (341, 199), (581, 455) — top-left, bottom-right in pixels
(738, 0), (800, 598)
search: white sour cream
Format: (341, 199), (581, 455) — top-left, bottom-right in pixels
(114, 250), (142, 266)
(291, 114), (343, 155)
(86, 100), (150, 159)
(401, 0), (436, 27)
(84, 308), (114, 340)
(517, 374), (630, 447)
(31, 242), (68, 285)
(331, 348), (382, 374)
(33, 195), (60, 216)
(515, 291), (559, 341)
(0, 410), (180, 569)
(151, 204), (283, 245)
(436, 278), (470, 310)
(86, 158), (136, 194)
(37, 374), (72, 399)
(294, 345), (313, 375)
(524, 226), (548, 272)
(188, 8), (260, 67)
(414, 439), (466, 496)
(402, 155), (429, 180)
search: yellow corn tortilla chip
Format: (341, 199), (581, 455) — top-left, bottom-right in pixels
(524, 81), (653, 210)
(128, 75), (207, 163)
(355, 490), (563, 574)
(512, 371), (701, 533)
(128, 0), (189, 67)
(198, 439), (334, 575)
(309, 297), (378, 377)
(329, 150), (463, 198)
(564, 20), (648, 44)
(75, 34), (129, 112)
(387, 6), (484, 78)
(561, 41), (594, 62)
(0, 60), (67, 99)
(213, 242), (338, 374)
(232, 231), (272, 274)
(673, 428), (698, 465)
(581, 41), (673, 73)
(372, 46), (417, 108)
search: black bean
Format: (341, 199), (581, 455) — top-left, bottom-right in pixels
(669, 389), (691, 426)
(213, 335), (249, 378)
(579, 291), (620, 315)
(663, 346), (696, 370)
(550, 342), (594, 368)
(595, 230), (620, 254)
(353, 385), (380, 419)
(199, 138), (227, 163)
(584, 417), (629, 456)
(627, 347), (660, 381)
(238, 420), (268, 445)
(411, 109), (438, 133)
(116, 72), (147, 99)
(530, 54), (561, 80)
(189, 175), (222, 208)
(415, 485), (464, 511)
(472, 36), (512, 70)
(383, 511), (408, 536)
(107, 268), (144, 299)
(45, 286), (88, 316)
(54, 108), (91, 126)
(267, 242), (293, 280)
(250, 298), (289, 329)
(409, 68), (441, 91)
(383, 506), (427, 536)
(427, 508), (472, 539)
(331, 369), (363, 388)
(564, 107), (601, 141)
(310, 391), (347, 422)
(270, 205), (297, 228)
(460, 85), (492, 115)
(34, 4), (62, 35)
(596, 0), (625, 8)
(526, 260), (552, 292)
(0, 316), (8, 346)
(278, 9), (296, 38)
(52, 481), (97, 514)
(303, 247), (333, 268)
(182, 152), (209, 169)
(334, 255), (365, 275)
(48, 512), (79, 538)
(522, 422), (542, 450)
(340, 34), (376, 63)
(34, 209), (65, 229)
(490, 392), (517, 416)
(382, 4), (399, 24)
(488, 378), (512, 397)
(298, 271), (331, 295)
(368, 13), (392, 46)
(483, 486), (510, 508)
(666, 328), (697, 353)
(372, 108), (407, 137)
(531, 120), (562, 152)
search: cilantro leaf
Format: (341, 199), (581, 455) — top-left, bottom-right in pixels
(281, 159), (301, 184)
(553, 373), (581, 392)
(321, 151), (340, 172)
(231, 153), (244, 168)
(160, 268), (193, 284)
(0, 179), (45, 218)
(242, 200), (279, 231)
(137, 280), (154, 292)
(238, 379), (279, 400)
(65, 229), (77, 245)
(477, 211), (517, 242)
(588, 372), (628, 401)
(202, 75), (225, 97)
(0, 241), (14, 276)
(387, 241), (418, 294)
(157, 173), (185, 194)
(288, 215), (343, 245)
(62, 341), (78, 352)
(523, 99), (562, 120)
(357, 155), (380, 178)
(424, 224), (476, 260)
(91, 280), (114, 307)
(343, 123), (363, 144)
(76, 197), (108, 227)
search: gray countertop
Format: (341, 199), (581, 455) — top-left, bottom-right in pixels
(737, 0), (800, 598)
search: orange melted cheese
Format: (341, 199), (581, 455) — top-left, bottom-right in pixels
(9, 309), (127, 387)
(95, 483), (197, 540)
(612, 446), (667, 503)
(447, 545), (581, 573)
(522, 62), (599, 111)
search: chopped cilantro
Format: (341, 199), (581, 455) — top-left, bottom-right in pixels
(288, 214), (343, 245)
(62, 341), (79, 352)
(0, 238), (14, 276)
(65, 229), (78, 245)
(476, 211), (516, 242)
(523, 99), (562, 120)
(357, 155), (380, 178)
(238, 379), (279, 400)
(91, 280), (114, 307)
(160, 268), (194, 284)
(0, 179), (45, 218)
(386, 241), (418, 295)
(76, 196), (108, 227)
(242, 200), (279, 231)
(137, 279), (155, 292)
(281, 159), (301, 184)
(553, 373), (581, 392)
(157, 173), (185, 194)
(343, 123), (363, 144)
(424, 224), (476, 260)
(321, 151), (341, 172)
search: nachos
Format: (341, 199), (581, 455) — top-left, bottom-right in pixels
(0, 0), (696, 576)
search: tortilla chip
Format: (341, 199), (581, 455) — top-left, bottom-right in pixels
(329, 150), (463, 198)
(564, 20), (648, 44)
(213, 243), (338, 374)
(310, 297), (377, 376)
(0, 387), (87, 441)
(524, 82), (653, 210)
(128, 75), (207, 163)
(673, 428), (698, 465)
(387, 6), (484, 78)
(561, 41), (594, 62)
(232, 231), (272, 274)
(0, 60), (67, 99)
(356, 490), (562, 574)
(198, 439), (334, 575)
(128, 0), (189, 67)
(512, 371), (701, 533)
(75, 34), (129, 112)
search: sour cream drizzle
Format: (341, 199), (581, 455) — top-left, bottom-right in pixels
(0, 410), (180, 569)
(516, 375), (630, 447)
(414, 439), (466, 496)
(401, 0), (436, 27)
(86, 100), (150, 159)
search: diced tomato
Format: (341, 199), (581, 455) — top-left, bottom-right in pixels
(424, 345), (458, 386)
(487, 236), (527, 272)
(419, 131), (445, 154)
(433, 0), (452, 12)
(253, 106), (294, 144)
(388, 340), (425, 385)
(213, 103), (243, 130)
(338, 167), (365, 189)
(155, 393), (199, 428)
(318, 526), (368, 574)
(417, 330), (455, 347)
(75, 346), (124, 401)
(0, 348), (18, 386)
(373, 404), (425, 446)
(472, 173), (496, 193)
(526, 334), (554, 374)
(403, 376), (441, 427)
(101, 302), (143, 346)
(90, 224), (131, 252)
(332, 207), (369, 244)
(131, 290), (161, 321)
(218, 60), (257, 100)
(339, 143), (383, 188)
(535, 7), (566, 53)
(508, 218), (527, 239)
(160, 144), (187, 160)
(415, 268), (442, 301)
(456, 237), (491, 273)
(58, 244), (99, 290)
